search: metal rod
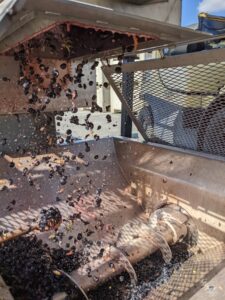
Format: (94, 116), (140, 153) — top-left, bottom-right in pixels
(103, 47), (225, 74)
(102, 65), (149, 141)
(112, 33), (225, 59)
(71, 204), (191, 292)
(121, 56), (136, 138)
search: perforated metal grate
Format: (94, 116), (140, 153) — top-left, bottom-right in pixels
(103, 48), (225, 157)
(146, 242), (225, 300)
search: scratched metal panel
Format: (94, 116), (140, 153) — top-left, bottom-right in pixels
(0, 56), (96, 114)
(0, 112), (56, 154)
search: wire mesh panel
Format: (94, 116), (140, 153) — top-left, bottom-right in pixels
(146, 242), (225, 300)
(103, 48), (225, 157)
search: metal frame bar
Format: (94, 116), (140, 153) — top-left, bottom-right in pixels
(121, 56), (135, 137)
(103, 47), (225, 74)
(113, 135), (225, 162)
(103, 68), (149, 141)
(102, 46), (225, 142)
(0, 0), (208, 54)
(121, 33), (225, 58)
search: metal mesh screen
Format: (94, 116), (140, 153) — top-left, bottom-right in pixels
(146, 242), (225, 300)
(103, 48), (225, 157)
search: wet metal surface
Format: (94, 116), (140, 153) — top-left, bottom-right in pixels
(0, 137), (225, 298)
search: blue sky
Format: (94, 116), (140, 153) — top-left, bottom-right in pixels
(182, 0), (225, 26)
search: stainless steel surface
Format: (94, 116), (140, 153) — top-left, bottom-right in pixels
(0, 0), (208, 55)
(0, 1), (224, 298)
(0, 112), (56, 153)
(189, 265), (225, 300)
(114, 138), (225, 241)
(71, 204), (190, 291)
(0, 56), (96, 113)
(0, 137), (225, 298)
(0, 138), (135, 232)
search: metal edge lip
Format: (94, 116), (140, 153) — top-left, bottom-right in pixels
(0, 0), (209, 49)
(113, 136), (225, 163)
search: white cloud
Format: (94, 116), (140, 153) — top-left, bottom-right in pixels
(198, 0), (225, 13)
